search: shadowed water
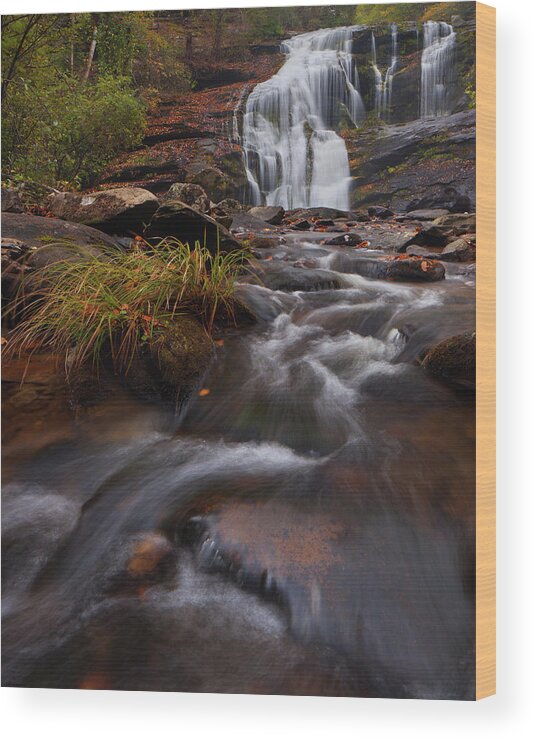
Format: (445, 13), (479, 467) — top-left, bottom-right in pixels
(2, 239), (475, 698)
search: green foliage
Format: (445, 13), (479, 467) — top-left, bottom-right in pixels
(464, 81), (476, 109)
(2, 74), (145, 187)
(353, 2), (475, 26)
(6, 239), (249, 374)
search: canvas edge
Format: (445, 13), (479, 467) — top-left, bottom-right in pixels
(475, 0), (496, 701)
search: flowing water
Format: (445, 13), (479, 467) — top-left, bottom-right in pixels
(2, 236), (476, 699)
(241, 26), (365, 210)
(371, 24), (398, 120)
(420, 20), (457, 118)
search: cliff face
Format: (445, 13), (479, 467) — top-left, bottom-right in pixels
(350, 18), (475, 124)
(343, 17), (475, 211)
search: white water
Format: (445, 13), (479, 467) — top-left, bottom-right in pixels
(420, 21), (457, 118)
(371, 24), (398, 120)
(241, 26), (365, 210)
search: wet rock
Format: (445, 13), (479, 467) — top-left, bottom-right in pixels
(405, 246), (441, 259)
(383, 256), (445, 282)
(432, 213), (476, 235)
(368, 206), (394, 219)
(248, 205), (285, 225)
(348, 111), (476, 213)
(163, 183), (211, 213)
(248, 236), (281, 249)
(406, 225), (450, 248)
(406, 189), (473, 214)
(314, 219), (335, 228)
(399, 209), (450, 221)
(1, 188), (24, 213)
(285, 207), (351, 222)
(290, 219), (313, 231)
(125, 317), (213, 402)
(144, 202), (242, 254)
(48, 188), (160, 235)
(251, 263), (342, 292)
(422, 332), (475, 386)
(324, 233), (364, 246)
(353, 211), (373, 222)
(440, 236), (476, 262)
(126, 533), (175, 580)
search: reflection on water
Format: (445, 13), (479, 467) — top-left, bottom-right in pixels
(2, 244), (475, 699)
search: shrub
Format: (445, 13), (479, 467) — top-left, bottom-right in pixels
(2, 75), (146, 188)
(6, 238), (249, 375)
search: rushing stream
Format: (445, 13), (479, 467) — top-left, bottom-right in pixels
(2, 233), (475, 699)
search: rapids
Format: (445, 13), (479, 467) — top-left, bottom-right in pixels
(2, 234), (476, 699)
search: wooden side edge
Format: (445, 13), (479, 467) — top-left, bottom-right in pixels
(475, 1), (496, 701)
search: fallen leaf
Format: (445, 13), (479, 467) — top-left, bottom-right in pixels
(198, 388), (210, 397)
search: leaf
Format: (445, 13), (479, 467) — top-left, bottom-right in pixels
(198, 388), (210, 397)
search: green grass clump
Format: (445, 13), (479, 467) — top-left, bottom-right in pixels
(6, 238), (249, 375)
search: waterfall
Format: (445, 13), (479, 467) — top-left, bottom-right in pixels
(371, 24), (398, 120)
(240, 26), (365, 210)
(420, 21), (457, 118)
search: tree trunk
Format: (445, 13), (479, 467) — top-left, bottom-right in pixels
(82, 14), (99, 83)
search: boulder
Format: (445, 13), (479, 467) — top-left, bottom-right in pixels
(1, 188), (24, 213)
(368, 206), (394, 219)
(144, 201), (242, 253)
(406, 225), (450, 248)
(125, 317), (213, 402)
(432, 213), (476, 235)
(213, 198), (243, 214)
(1, 213), (119, 252)
(186, 166), (235, 203)
(421, 332), (475, 386)
(383, 256), (445, 282)
(248, 205), (285, 225)
(163, 183), (211, 213)
(440, 236), (476, 262)
(324, 233), (365, 247)
(290, 219), (313, 231)
(48, 187), (160, 235)
(251, 263), (342, 292)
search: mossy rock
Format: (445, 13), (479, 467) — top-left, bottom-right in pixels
(124, 316), (213, 404)
(421, 332), (475, 387)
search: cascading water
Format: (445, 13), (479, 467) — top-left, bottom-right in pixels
(240, 26), (365, 210)
(371, 24), (398, 120)
(420, 20), (457, 118)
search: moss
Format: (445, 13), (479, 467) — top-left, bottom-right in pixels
(151, 316), (213, 388)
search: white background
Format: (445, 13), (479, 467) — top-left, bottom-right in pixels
(1, 1), (534, 738)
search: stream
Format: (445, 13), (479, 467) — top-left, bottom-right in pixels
(2, 233), (475, 699)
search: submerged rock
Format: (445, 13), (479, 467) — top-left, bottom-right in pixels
(421, 332), (475, 386)
(48, 187), (160, 235)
